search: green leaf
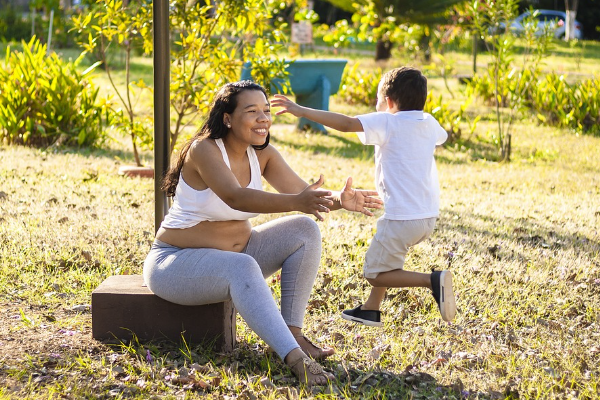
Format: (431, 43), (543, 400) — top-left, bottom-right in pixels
(82, 61), (102, 77)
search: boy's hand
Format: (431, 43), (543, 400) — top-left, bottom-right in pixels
(340, 177), (383, 217)
(271, 94), (303, 117)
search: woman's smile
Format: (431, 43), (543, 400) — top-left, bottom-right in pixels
(252, 127), (269, 136)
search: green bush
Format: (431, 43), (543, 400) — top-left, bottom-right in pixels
(0, 37), (111, 147)
(469, 70), (600, 135)
(424, 92), (480, 145)
(574, 77), (600, 134)
(532, 74), (600, 134)
(337, 63), (382, 107)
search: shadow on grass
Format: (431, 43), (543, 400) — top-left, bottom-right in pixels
(272, 129), (503, 165)
(272, 132), (375, 161)
(97, 336), (513, 399)
(438, 138), (501, 164)
(47, 144), (152, 166)
(329, 366), (518, 399)
(438, 208), (600, 265)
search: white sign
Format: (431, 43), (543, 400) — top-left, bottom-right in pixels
(291, 21), (313, 44)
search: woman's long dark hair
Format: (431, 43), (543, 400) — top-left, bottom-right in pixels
(161, 80), (270, 197)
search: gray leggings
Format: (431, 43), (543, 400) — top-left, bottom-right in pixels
(143, 215), (322, 360)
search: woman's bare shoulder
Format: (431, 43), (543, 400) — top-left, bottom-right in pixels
(254, 143), (281, 167)
(189, 138), (219, 162)
(256, 143), (281, 158)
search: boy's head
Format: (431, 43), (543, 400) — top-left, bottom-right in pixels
(377, 67), (427, 112)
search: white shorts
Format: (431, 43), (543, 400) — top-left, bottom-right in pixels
(363, 217), (437, 279)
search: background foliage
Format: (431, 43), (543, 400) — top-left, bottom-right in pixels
(71, 0), (291, 161)
(0, 37), (110, 147)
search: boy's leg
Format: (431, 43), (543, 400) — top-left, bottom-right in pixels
(341, 269), (433, 326)
(341, 285), (387, 327)
(367, 269), (430, 288)
(368, 268), (456, 322)
(350, 218), (456, 323)
(363, 286), (387, 310)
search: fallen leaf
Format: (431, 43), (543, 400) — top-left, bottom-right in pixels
(331, 332), (344, 342)
(189, 363), (207, 373)
(352, 372), (374, 386)
(81, 251), (92, 262)
(71, 304), (90, 312)
(259, 376), (276, 389)
(368, 343), (391, 361)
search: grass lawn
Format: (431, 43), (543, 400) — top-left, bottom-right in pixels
(0, 39), (599, 399)
(1, 120), (599, 399)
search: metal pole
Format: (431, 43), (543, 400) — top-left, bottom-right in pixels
(32, 8), (36, 38)
(47, 9), (54, 55)
(153, 0), (170, 233)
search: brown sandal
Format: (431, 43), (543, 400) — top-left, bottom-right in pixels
(294, 334), (335, 360)
(288, 355), (334, 386)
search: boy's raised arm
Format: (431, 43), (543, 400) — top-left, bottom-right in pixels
(271, 94), (364, 133)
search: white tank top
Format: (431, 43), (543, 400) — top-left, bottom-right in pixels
(160, 139), (262, 228)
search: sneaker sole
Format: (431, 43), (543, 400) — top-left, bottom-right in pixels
(438, 271), (457, 322)
(341, 312), (383, 327)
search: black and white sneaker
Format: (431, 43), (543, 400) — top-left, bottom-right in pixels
(341, 304), (383, 327)
(430, 270), (457, 322)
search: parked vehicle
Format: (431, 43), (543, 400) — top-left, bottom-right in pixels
(508, 10), (583, 39)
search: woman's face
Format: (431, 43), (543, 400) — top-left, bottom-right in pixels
(223, 90), (271, 146)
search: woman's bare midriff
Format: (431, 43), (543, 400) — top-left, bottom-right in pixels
(155, 220), (252, 252)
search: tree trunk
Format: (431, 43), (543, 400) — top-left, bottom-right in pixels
(564, 0), (579, 41)
(565, 10), (577, 40)
(375, 39), (392, 60)
(501, 133), (511, 162)
(472, 32), (477, 74)
(419, 29), (431, 62)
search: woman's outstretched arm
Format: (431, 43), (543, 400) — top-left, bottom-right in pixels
(191, 140), (334, 221)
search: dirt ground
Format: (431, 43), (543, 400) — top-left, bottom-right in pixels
(0, 301), (104, 393)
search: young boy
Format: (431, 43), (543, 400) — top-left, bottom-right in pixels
(271, 66), (456, 325)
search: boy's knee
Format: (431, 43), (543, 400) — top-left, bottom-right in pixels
(366, 276), (384, 287)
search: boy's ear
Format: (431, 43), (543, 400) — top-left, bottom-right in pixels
(386, 96), (398, 112)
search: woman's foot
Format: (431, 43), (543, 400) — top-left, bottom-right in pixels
(285, 349), (334, 386)
(294, 334), (335, 360)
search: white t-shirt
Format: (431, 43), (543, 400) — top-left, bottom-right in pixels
(356, 110), (447, 220)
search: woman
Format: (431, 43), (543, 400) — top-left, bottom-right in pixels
(143, 81), (382, 386)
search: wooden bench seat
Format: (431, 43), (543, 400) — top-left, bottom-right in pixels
(91, 275), (236, 351)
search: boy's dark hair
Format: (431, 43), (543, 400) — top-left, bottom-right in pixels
(380, 67), (427, 111)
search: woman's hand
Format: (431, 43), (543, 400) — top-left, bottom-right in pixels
(296, 174), (334, 221)
(340, 177), (383, 217)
